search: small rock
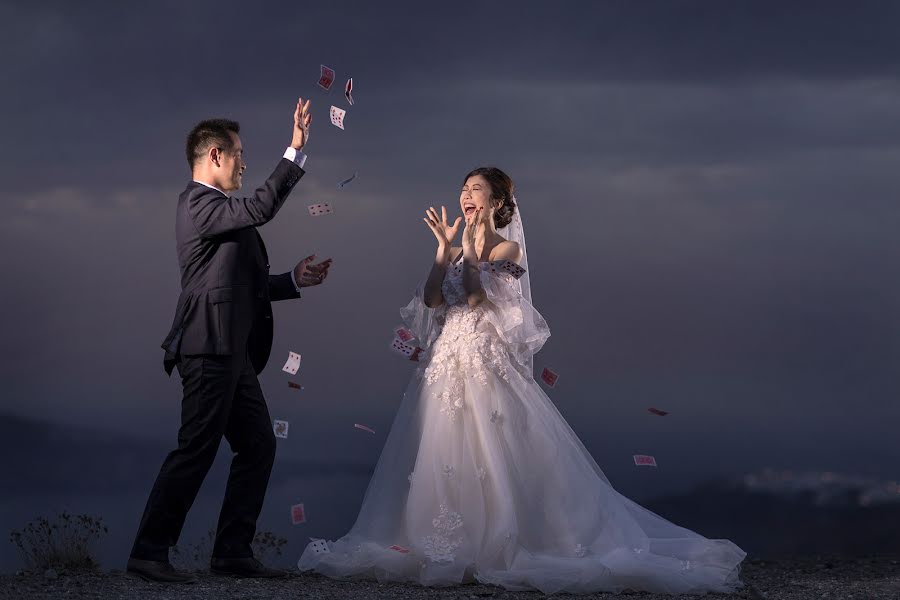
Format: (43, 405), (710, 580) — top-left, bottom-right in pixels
(44, 568), (58, 580)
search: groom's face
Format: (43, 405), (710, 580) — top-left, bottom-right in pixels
(219, 132), (245, 192)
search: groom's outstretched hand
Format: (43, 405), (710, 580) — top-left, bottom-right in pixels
(293, 254), (333, 288)
(291, 97), (312, 150)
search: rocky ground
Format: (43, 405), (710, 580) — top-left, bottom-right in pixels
(1, 556), (898, 600)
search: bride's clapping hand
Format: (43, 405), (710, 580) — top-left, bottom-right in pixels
(462, 207), (484, 254)
(423, 206), (461, 250)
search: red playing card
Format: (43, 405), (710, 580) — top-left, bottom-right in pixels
(395, 327), (415, 343)
(291, 503), (306, 525)
(540, 367), (559, 387)
(345, 77), (354, 105)
(410, 347), (423, 362)
(389, 545), (410, 554)
(288, 381), (304, 390)
(318, 65), (335, 90)
(633, 454), (658, 467)
(647, 407), (668, 416)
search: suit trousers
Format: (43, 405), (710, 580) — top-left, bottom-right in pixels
(130, 350), (277, 561)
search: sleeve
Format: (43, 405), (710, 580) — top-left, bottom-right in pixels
(478, 268), (550, 366)
(188, 158), (304, 238)
(399, 282), (446, 352)
(269, 272), (302, 302)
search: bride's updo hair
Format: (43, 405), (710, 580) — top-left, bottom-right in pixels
(463, 167), (516, 229)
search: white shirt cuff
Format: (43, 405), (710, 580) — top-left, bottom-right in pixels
(283, 147), (307, 169)
(289, 269), (302, 292)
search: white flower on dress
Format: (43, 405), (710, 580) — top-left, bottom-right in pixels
(443, 465), (455, 478)
(475, 467), (486, 481)
(632, 547), (645, 555)
(680, 559), (692, 572)
(574, 543), (588, 557)
(490, 409), (502, 424)
(408, 472), (414, 483)
(422, 504), (464, 563)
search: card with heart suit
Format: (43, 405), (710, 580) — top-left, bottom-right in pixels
(282, 351), (302, 374)
(389, 545), (410, 554)
(540, 367), (559, 387)
(318, 65), (335, 90)
(330, 105), (346, 130)
(291, 503), (306, 525)
(633, 454), (658, 467)
(307, 203), (333, 216)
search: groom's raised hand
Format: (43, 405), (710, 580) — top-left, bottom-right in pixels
(292, 97), (312, 150)
(293, 254), (333, 288)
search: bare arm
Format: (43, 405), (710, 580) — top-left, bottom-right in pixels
(422, 207), (462, 308)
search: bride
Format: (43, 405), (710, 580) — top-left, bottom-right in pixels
(298, 167), (746, 594)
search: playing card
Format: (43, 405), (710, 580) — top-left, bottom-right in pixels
(390, 338), (416, 358)
(647, 407), (669, 416)
(490, 259), (526, 280)
(288, 381), (304, 390)
(307, 539), (330, 555)
(389, 545), (410, 554)
(282, 351), (302, 375)
(354, 423), (376, 434)
(318, 65), (335, 90)
(395, 327), (415, 343)
(273, 420), (289, 439)
(291, 503), (306, 525)
(540, 367), (559, 387)
(330, 105), (346, 130)
(337, 171), (358, 189)
(345, 77), (354, 105)
(410, 347), (423, 362)
(633, 454), (658, 467)
(307, 203), (333, 216)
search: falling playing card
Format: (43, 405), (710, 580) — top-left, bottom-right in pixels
(647, 407), (669, 416)
(337, 171), (358, 189)
(490, 259), (526, 279)
(290, 503), (306, 525)
(288, 381), (304, 390)
(409, 347), (423, 362)
(330, 105), (346, 130)
(273, 420), (289, 439)
(633, 454), (658, 467)
(307, 539), (330, 555)
(345, 77), (354, 105)
(354, 423), (376, 434)
(282, 351), (302, 375)
(318, 65), (335, 90)
(395, 327), (415, 343)
(389, 545), (410, 554)
(540, 367), (559, 387)
(307, 203), (333, 216)
(390, 338), (416, 358)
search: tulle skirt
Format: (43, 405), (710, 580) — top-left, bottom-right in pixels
(298, 355), (745, 595)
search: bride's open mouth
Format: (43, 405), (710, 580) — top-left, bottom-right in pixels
(464, 203), (476, 215)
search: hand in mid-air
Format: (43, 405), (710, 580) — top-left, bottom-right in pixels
(462, 206), (486, 253)
(293, 255), (333, 288)
(292, 97), (312, 150)
(423, 206), (462, 250)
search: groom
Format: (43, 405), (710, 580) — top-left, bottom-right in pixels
(127, 99), (332, 583)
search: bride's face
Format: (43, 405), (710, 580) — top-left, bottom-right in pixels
(460, 175), (499, 222)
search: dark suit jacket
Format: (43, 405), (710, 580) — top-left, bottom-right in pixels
(161, 157), (305, 375)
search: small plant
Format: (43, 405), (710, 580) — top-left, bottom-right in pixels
(8, 511), (108, 572)
(172, 529), (288, 570)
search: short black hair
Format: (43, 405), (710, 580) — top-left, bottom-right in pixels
(462, 167), (516, 229)
(185, 118), (240, 168)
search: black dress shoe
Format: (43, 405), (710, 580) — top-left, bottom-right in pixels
(126, 557), (197, 584)
(210, 556), (287, 578)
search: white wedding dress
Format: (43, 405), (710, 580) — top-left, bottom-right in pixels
(298, 254), (745, 594)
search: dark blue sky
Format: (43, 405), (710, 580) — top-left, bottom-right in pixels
(3, 0), (900, 497)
